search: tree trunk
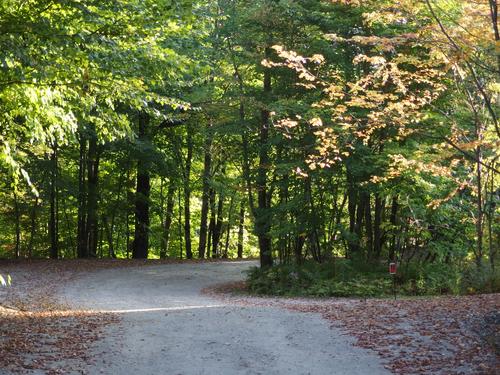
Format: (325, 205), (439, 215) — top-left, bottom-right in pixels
(389, 195), (399, 262)
(363, 192), (373, 260)
(86, 129), (99, 258)
(49, 143), (58, 259)
(223, 195), (235, 258)
(373, 194), (383, 259)
(177, 187), (183, 259)
(160, 182), (175, 259)
(184, 125), (193, 259)
(207, 188), (216, 258)
(13, 191), (21, 259)
(132, 113), (150, 259)
(77, 132), (88, 258)
(198, 127), (212, 259)
(475, 139), (484, 267)
(237, 200), (245, 259)
(27, 196), (38, 259)
(212, 192), (224, 258)
(347, 170), (357, 258)
(256, 46), (273, 268)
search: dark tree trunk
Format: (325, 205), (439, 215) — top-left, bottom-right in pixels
(86, 130), (99, 258)
(198, 128), (212, 259)
(160, 182), (175, 259)
(363, 192), (373, 260)
(237, 200), (245, 259)
(49, 143), (58, 259)
(373, 194), (383, 259)
(27, 196), (39, 259)
(132, 113), (151, 259)
(207, 188), (216, 258)
(212, 192), (224, 258)
(256, 46), (273, 268)
(184, 125), (193, 259)
(354, 191), (365, 256)
(77, 132), (88, 258)
(223, 195), (235, 258)
(13, 192), (20, 259)
(389, 195), (399, 261)
(475, 142), (483, 267)
(347, 170), (357, 257)
(177, 188), (183, 259)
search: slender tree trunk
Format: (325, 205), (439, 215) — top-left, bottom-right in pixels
(223, 195), (235, 258)
(160, 182), (175, 259)
(353, 188), (365, 255)
(256, 46), (273, 268)
(487, 169), (497, 270)
(475, 145), (483, 267)
(363, 192), (373, 260)
(13, 191), (20, 259)
(389, 195), (399, 262)
(77, 132), (88, 258)
(212, 192), (224, 258)
(49, 143), (58, 259)
(347, 170), (357, 257)
(27, 196), (38, 259)
(132, 113), (150, 259)
(184, 125), (193, 259)
(373, 194), (383, 259)
(198, 127), (212, 259)
(207, 188), (216, 258)
(178, 188), (183, 259)
(86, 129), (99, 258)
(237, 200), (245, 259)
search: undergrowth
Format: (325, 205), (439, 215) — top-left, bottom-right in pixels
(246, 259), (500, 298)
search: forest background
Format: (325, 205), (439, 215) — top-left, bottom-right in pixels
(0, 0), (498, 297)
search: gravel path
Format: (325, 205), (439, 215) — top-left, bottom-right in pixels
(61, 261), (389, 375)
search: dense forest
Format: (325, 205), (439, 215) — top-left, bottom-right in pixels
(0, 0), (498, 293)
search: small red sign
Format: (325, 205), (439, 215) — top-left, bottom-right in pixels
(389, 263), (397, 274)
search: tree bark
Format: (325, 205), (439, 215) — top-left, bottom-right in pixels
(347, 170), (357, 257)
(373, 194), (383, 259)
(27, 196), (38, 259)
(389, 195), (399, 262)
(76, 131), (88, 258)
(237, 200), (245, 259)
(212, 191), (224, 258)
(207, 188), (216, 258)
(256, 46), (273, 268)
(363, 192), (373, 260)
(184, 125), (194, 259)
(86, 129), (99, 258)
(198, 126), (212, 259)
(13, 191), (21, 259)
(223, 195), (235, 258)
(160, 182), (175, 259)
(49, 143), (58, 259)
(132, 113), (150, 259)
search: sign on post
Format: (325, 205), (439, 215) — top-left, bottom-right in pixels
(389, 262), (397, 275)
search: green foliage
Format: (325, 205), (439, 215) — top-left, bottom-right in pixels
(247, 259), (500, 298)
(460, 264), (500, 295)
(246, 260), (393, 297)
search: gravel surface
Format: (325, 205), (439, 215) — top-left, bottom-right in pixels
(61, 261), (389, 375)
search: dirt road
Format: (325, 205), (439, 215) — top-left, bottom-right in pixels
(61, 261), (388, 375)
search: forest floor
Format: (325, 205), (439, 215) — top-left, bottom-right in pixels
(0, 260), (498, 374)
